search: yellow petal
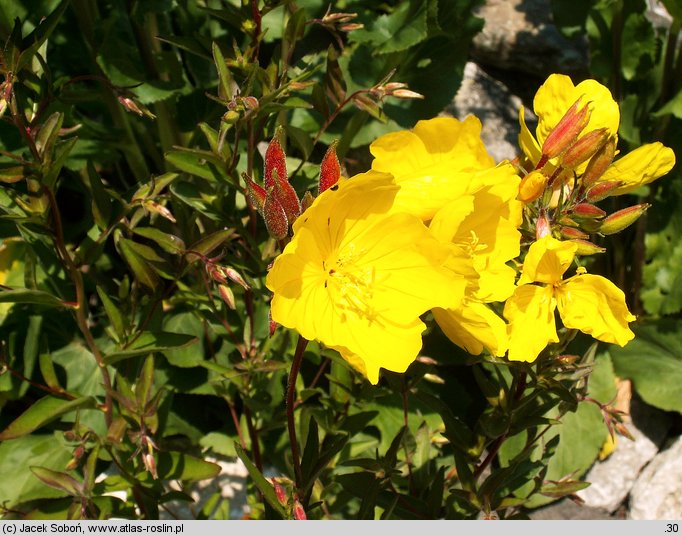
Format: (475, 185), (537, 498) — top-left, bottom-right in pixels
(533, 74), (620, 147)
(433, 300), (508, 357)
(599, 142), (676, 195)
(556, 274), (636, 346)
(429, 163), (522, 301)
(369, 116), (495, 220)
(519, 105), (542, 165)
(519, 236), (577, 286)
(504, 284), (559, 362)
(267, 173), (466, 384)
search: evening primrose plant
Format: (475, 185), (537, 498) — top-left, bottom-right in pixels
(0, 0), (677, 522)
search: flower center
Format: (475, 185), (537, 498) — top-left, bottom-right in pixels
(324, 243), (380, 324)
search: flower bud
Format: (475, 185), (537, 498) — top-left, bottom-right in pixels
(585, 180), (623, 202)
(536, 211), (551, 239)
(557, 354), (580, 365)
(572, 203), (606, 219)
(560, 226), (588, 240)
(582, 137), (616, 187)
(293, 499), (307, 520)
(301, 191), (315, 213)
(264, 186), (289, 240)
(319, 141), (341, 194)
(243, 174), (266, 213)
(272, 479), (287, 506)
(264, 133), (288, 191)
(391, 89), (425, 100)
(518, 170), (548, 203)
(218, 285), (236, 309)
(143, 452), (158, 480)
(599, 204), (650, 235)
(561, 128), (608, 170)
(569, 239), (606, 255)
(223, 267), (249, 289)
(268, 307), (278, 338)
(273, 168), (301, 225)
(542, 98), (592, 159)
(340, 23), (365, 32)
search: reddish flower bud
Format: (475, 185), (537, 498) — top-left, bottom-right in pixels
(582, 137), (616, 187)
(273, 168), (301, 224)
(599, 204), (650, 235)
(264, 186), (289, 240)
(391, 89), (425, 100)
(536, 211), (551, 239)
(223, 266), (249, 289)
(268, 307), (278, 338)
(585, 180), (623, 202)
(319, 141), (341, 194)
(272, 479), (287, 506)
(572, 203), (607, 219)
(143, 452), (158, 480)
(218, 285), (236, 309)
(243, 174), (266, 213)
(557, 354), (580, 365)
(293, 500), (307, 520)
(560, 226), (589, 240)
(518, 170), (548, 203)
(561, 128), (609, 170)
(569, 239), (606, 255)
(542, 98), (591, 159)
(264, 133), (288, 191)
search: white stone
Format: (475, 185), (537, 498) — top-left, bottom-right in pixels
(629, 435), (682, 519)
(578, 399), (670, 513)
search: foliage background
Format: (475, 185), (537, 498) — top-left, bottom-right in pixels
(0, 0), (680, 520)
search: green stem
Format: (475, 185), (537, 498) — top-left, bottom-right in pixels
(45, 187), (114, 427)
(287, 335), (308, 490)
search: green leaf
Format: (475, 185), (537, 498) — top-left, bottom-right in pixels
(653, 87), (682, 119)
(620, 13), (657, 80)
(15, 0), (71, 72)
(0, 288), (68, 308)
(97, 287), (126, 341)
(0, 396), (97, 440)
(0, 434), (72, 507)
(165, 148), (227, 183)
(155, 451), (221, 481)
(609, 319), (682, 413)
(30, 467), (83, 497)
(118, 238), (160, 291)
(351, 0), (428, 54)
(82, 162), (113, 230)
(185, 229), (235, 262)
(161, 312), (205, 368)
(234, 442), (288, 519)
(103, 331), (199, 364)
(132, 227), (185, 254)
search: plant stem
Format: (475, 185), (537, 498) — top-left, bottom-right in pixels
(45, 188), (114, 427)
(287, 335), (308, 490)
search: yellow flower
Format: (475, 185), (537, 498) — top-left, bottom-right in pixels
(504, 236), (635, 362)
(520, 74), (675, 195)
(266, 173), (471, 384)
(368, 116), (496, 220)
(519, 73), (620, 168)
(598, 142), (676, 195)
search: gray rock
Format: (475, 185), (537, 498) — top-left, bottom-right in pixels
(446, 61), (537, 163)
(529, 499), (614, 520)
(471, 0), (588, 79)
(629, 434), (682, 519)
(577, 398), (671, 513)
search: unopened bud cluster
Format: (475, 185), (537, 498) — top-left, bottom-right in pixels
(244, 129), (341, 241)
(519, 96), (650, 251)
